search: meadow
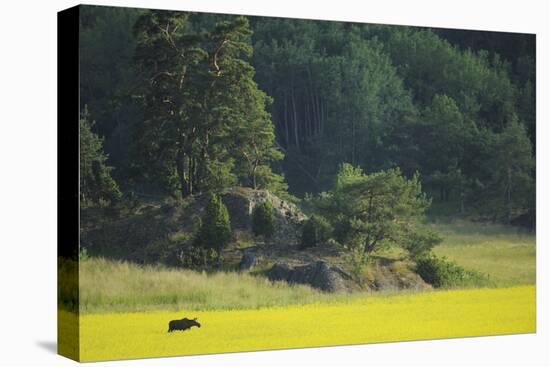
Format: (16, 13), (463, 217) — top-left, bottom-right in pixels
(75, 221), (536, 313)
(71, 286), (535, 361)
(78, 258), (341, 313)
(430, 221), (536, 286)
(68, 220), (536, 361)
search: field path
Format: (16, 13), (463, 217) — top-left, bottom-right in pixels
(73, 286), (535, 361)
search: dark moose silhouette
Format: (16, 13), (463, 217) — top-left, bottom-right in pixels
(168, 317), (201, 332)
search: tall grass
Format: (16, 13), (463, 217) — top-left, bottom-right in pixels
(428, 220), (535, 286)
(74, 220), (536, 313)
(78, 258), (355, 313)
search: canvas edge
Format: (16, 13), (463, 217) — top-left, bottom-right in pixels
(57, 4), (81, 362)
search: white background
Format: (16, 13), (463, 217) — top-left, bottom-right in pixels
(0, 0), (548, 365)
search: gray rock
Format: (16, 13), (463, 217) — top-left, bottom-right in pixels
(221, 187), (306, 246)
(268, 260), (349, 292)
(238, 251), (259, 272)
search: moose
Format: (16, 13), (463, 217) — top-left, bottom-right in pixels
(168, 317), (201, 333)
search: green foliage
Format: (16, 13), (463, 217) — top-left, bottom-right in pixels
(78, 257), (347, 313)
(252, 22), (417, 193)
(431, 220), (535, 286)
(79, 6), (142, 176)
(342, 248), (369, 286)
(314, 163), (430, 256)
(332, 215), (353, 245)
(251, 21), (535, 221)
(80, 107), (122, 206)
(78, 8), (535, 226)
(403, 228), (443, 260)
(174, 245), (218, 270)
(144, 232), (191, 265)
(134, 228), (220, 269)
(300, 214), (332, 249)
(476, 117), (535, 222)
(144, 238), (177, 264)
(58, 258), (79, 312)
(379, 28), (517, 129)
(252, 201), (275, 239)
(79, 247), (90, 262)
(415, 254), (490, 288)
(132, 11), (285, 198)
(194, 194), (232, 260)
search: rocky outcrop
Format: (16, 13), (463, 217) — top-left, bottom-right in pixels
(222, 187), (306, 245)
(368, 260), (432, 291)
(267, 260), (352, 292)
(238, 250), (259, 272)
(82, 186), (431, 295)
(81, 187), (306, 264)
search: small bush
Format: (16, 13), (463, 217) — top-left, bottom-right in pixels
(342, 249), (368, 286)
(332, 215), (353, 244)
(145, 233), (218, 269)
(144, 238), (178, 265)
(195, 193), (232, 259)
(415, 254), (489, 288)
(252, 200), (275, 239)
(173, 245), (218, 269)
(301, 215), (333, 248)
(79, 247), (90, 262)
(403, 228), (443, 260)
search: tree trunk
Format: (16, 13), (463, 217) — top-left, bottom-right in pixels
(507, 166), (512, 223)
(187, 155), (193, 196)
(252, 164), (258, 190)
(291, 90), (300, 152)
(283, 94), (289, 147)
(176, 150), (187, 199)
(351, 116), (356, 165)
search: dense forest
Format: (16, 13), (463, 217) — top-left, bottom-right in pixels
(79, 6), (535, 225)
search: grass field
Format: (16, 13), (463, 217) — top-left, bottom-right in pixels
(75, 220), (536, 314)
(66, 221), (536, 361)
(78, 258), (341, 313)
(429, 221), (536, 286)
(70, 285), (535, 361)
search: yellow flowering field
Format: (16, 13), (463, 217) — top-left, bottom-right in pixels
(69, 285), (535, 362)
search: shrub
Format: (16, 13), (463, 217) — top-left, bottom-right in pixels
(79, 247), (90, 262)
(173, 245), (218, 269)
(301, 215), (333, 248)
(145, 238), (174, 264)
(342, 248), (368, 286)
(145, 232), (218, 269)
(403, 228), (443, 260)
(332, 215), (353, 245)
(312, 164), (430, 256)
(195, 193), (232, 261)
(415, 254), (489, 288)
(144, 232), (192, 265)
(252, 200), (275, 239)
(79, 107), (122, 206)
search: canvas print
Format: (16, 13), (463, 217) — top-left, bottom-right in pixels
(58, 4), (536, 362)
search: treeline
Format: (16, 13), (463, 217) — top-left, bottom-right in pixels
(79, 6), (535, 224)
(250, 18), (535, 222)
(80, 8), (286, 203)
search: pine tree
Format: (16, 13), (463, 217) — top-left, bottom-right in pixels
(133, 10), (208, 198)
(133, 12), (284, 198)
(252, 200), (275, 240)
(480, 117), (534, 222)
(204, 17), (285, 192)
(314, 163), (430, 257)
(80, 106), (122, 206)
(195, 193), (232, 263)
